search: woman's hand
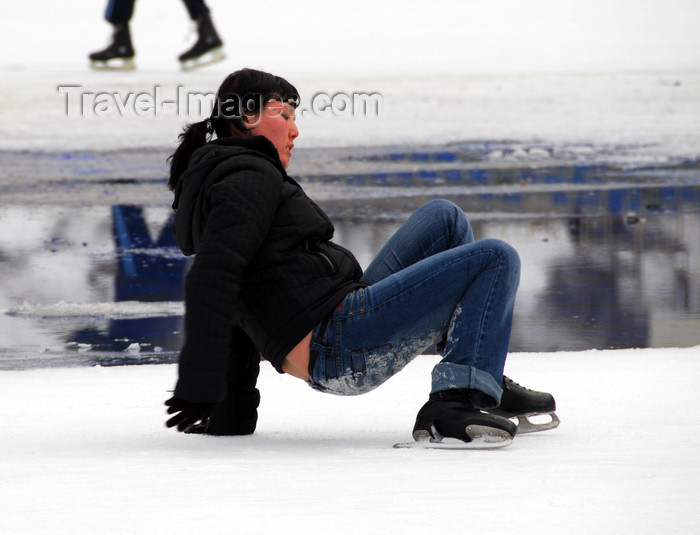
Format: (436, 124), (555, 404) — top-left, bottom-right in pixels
(165, 396), (216, 432)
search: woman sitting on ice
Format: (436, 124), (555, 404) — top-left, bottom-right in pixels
(164, 68), (558, 448)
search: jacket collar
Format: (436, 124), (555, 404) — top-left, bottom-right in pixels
(205, 135), (289, 176)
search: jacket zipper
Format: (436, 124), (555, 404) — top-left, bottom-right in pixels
(305, 240), (336, 273)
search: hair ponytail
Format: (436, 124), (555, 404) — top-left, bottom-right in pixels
(167, 120), (210, 191)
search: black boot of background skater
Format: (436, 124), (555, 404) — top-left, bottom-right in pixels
(178, 13), (225, 71)
(89, 23), (135, 70)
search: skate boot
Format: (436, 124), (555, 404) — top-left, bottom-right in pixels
(89, 24), (135, 70)
(396, 389), (517, 449)
(488, 376), (560, 433)
(178, 13), (226, 71)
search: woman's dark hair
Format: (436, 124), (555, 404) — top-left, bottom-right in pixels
(167, 68), (300, 191)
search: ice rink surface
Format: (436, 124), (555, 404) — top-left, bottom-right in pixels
(1, 349), (699, 535)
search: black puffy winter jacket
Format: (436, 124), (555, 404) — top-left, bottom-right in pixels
(172, 136), (365, 402)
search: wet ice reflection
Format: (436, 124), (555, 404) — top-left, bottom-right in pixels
(0, 205), (188, 367)
(0, 188), (699, 368)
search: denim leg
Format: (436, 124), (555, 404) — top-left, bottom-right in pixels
(430, 239), (520, 404)
(309, 220), (520, 407)
(362, 199), (473, 285)
(361, 199), (519, 404)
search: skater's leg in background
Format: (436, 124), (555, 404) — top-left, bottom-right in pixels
(182, 0), (210, 20)
(91, 0), (136, 67)
(362, 199), (474, 285)
(105, 0), (135, 24)
(177, 1), (225, 69)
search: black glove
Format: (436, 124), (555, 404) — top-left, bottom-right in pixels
(165, 396), (216, 433)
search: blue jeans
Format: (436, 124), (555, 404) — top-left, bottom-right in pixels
(307, 200), (520, 408)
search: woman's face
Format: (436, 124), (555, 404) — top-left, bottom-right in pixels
(245, 101), (299, 169)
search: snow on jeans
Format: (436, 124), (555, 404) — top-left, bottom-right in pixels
(306, 199), (520, 407)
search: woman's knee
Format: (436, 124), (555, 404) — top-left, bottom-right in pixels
(417, 199), (473, 246)
(482, 238), (521, 274)
(419, 199), (461, 219)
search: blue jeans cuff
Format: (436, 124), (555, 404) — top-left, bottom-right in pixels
(430, 363), (503, 408)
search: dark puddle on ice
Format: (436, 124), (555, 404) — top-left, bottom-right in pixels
(1, 144), (699, 368)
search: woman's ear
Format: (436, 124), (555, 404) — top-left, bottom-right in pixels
(242, 110), (262, 130)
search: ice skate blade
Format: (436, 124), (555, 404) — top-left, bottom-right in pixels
(90, 58), (136, 71)
(513, 412), (560, 434)
(395, 426), (513, 450)
(180, 48), (226, 71)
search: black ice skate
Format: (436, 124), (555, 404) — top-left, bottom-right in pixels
(488, 376), (560, 434)
(395, 390), (517, 449)
(178, 13), (225, 71)
(89, 24), (135, 70)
